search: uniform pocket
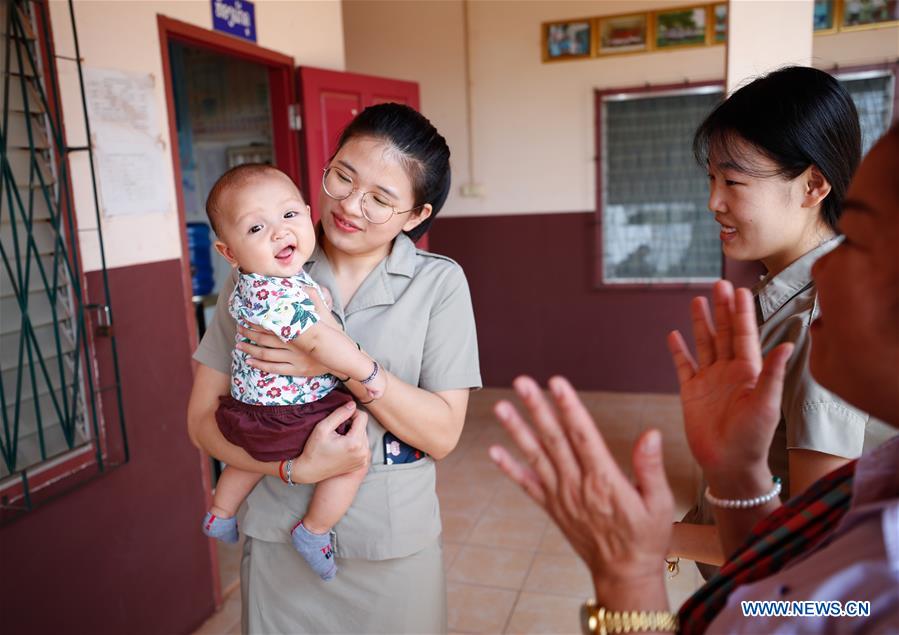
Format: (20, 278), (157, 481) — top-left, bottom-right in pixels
(332, 458), (440, 560)
(385, 458), (440, 551)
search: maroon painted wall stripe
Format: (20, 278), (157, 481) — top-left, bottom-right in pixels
(0, 259), (215, 635)
(430, 211), (706, 394)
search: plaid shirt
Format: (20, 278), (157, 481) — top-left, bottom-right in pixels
(678, 460), (857, 634)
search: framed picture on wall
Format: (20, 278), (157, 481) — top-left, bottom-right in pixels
(654, 5), (709, 48)
(813, 0), (837, 32)
(712, 3), (727, 43)
(596, 13), (649, 55)
(840, 0), (899, 29)
(542, 19), (594, 62)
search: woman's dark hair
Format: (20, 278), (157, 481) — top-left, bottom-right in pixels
(333, 103), (451, 241)
(693, 66), (861, 231)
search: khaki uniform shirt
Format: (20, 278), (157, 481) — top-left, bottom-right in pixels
(756, 238), (894, 491)
(194, 233), (482, 560)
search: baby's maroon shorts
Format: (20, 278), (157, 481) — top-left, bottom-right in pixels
(216, 389), (354, 461)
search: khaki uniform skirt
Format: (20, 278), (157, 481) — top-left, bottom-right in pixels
(240, 537), (447, 634)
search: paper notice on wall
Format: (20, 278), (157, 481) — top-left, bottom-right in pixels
(84, 67), (172, 217)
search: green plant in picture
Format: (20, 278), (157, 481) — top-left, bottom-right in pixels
(656, 7), (707, 48)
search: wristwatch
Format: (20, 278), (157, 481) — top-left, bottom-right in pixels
(580, 600), (678, 635)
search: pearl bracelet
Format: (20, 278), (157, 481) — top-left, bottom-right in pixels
(704, 476), (782, 509)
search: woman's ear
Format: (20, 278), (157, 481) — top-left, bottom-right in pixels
(214, 240), (239, 267)
(802, 165), (832, 209)
(402, 203), (433, 233)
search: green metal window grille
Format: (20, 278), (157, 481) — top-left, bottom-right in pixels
(1, 0), (127, 522)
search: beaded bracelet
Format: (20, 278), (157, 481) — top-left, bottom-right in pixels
(360, 360), (380, 386)
(704, 476), (782, 509)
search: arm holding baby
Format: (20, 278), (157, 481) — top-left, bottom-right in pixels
(252, 281), (386, 400)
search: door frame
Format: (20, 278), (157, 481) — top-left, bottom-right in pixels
(158, 14), (301, 349)
(156, 14), (298, 608)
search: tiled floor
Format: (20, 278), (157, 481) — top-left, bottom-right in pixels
(194, 388), (703, 635)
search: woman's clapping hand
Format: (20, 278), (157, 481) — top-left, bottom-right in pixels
(489, 376), (673, 607)
(666, 280), (793, 483)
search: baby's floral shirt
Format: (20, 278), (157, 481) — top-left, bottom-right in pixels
(229, 270), (339, 405)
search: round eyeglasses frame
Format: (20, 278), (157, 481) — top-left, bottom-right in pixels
(321, 166), (424, 225)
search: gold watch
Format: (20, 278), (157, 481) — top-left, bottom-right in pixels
(580, 599), (678, 635)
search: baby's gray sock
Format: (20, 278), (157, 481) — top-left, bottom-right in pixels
(291, 521), (337, 581)
(202, 512), (239, 543)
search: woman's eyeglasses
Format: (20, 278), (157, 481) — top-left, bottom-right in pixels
(322, 166), (423, 225)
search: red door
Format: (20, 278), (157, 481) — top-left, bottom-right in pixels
(297, 67), (427, 248)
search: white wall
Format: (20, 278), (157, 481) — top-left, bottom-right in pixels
(343, 0), (899, 219)
(48, 0), (346, 272)
(813, 24), (899, 67)
(345, 0), (724, 218)
(727, 0), (813, 92)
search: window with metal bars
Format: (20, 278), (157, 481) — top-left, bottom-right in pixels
(838, 69), (897, 155)
(596, 67), (897, 286)
(0, 0), (126, 521)
(597, 84), (725, 286)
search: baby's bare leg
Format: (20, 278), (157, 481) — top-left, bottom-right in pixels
(203, 467), (263, 543)
(291, 464), (368, 580)
(302, 464), (368, 533)
(211, 467), (264, 517)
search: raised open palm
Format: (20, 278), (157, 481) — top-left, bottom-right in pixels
(489, 375), (674, 600)
(667, 281), (793, 478)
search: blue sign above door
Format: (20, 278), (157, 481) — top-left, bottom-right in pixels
(211, 0), (257, 42)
